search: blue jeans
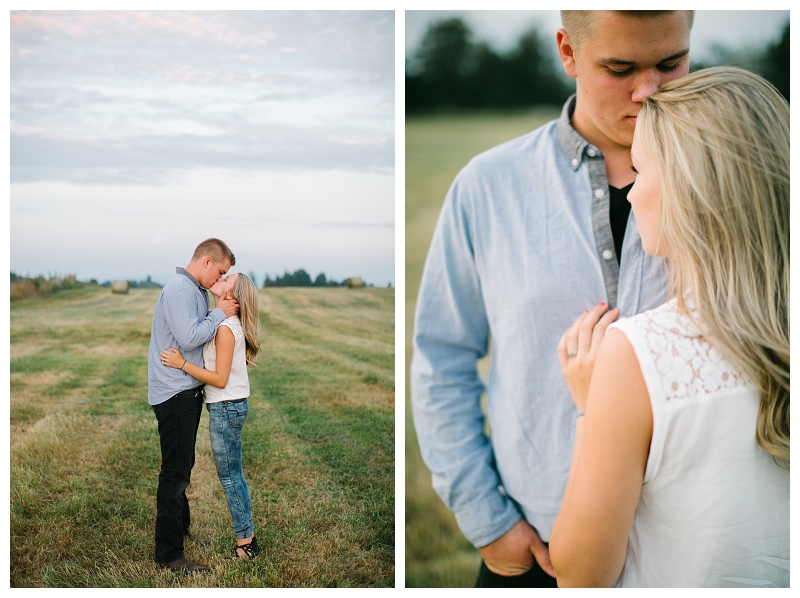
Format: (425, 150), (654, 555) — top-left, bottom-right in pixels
(206, 399), (254, 539)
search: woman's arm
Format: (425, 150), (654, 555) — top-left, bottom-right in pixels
(550, 329), (653, 587)
(161, 325), (235, 389)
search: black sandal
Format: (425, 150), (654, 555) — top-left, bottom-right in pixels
(232, 536), (260, 559)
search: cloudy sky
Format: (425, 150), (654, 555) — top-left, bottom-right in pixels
(406, 10), (790, 65)
(10, 10), (395, 286)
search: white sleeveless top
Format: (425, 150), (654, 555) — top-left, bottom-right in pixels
(607, 299), (789, 588)
(202, 316), (250, 403)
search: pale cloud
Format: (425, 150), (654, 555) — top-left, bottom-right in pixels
(10, 10), (395, 184)
(10, 11), (395, 284)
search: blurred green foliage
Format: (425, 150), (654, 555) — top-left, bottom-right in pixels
(406, 18), (573, 112)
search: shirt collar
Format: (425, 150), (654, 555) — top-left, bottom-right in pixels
(556, 94), (600, 171)
(176, 267), (202, 289)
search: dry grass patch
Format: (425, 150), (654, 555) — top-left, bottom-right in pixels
(317, 384), (394, 411)
(10, 339), (60, 359)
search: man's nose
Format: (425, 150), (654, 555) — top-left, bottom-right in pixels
(631, 70), (662, 103)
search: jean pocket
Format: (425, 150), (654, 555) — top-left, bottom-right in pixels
(224, 399), (248, 427)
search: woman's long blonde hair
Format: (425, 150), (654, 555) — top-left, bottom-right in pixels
(637, 66), (789, 465)
(231, 274), (261, 367)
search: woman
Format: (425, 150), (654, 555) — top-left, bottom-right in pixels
(161, 272), (262, 559)
(550, 67), (789, 587)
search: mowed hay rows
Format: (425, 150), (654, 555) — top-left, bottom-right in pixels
(10, 285), (394, 587)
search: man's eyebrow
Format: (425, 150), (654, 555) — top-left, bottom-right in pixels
(600, 48), (689, 66)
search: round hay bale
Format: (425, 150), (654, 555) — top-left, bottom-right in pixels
(111, 280), (130, 294)
(345, 277), (365, 289)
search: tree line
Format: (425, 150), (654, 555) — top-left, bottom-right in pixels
(406, 19), (573, 112)
(406, 18), (789, 113)
(262, 269), (367, 287)
(10, 269), (380, 300)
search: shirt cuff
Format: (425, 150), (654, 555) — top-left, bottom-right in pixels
(454, 492), (523, 549)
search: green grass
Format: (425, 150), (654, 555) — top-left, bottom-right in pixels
(405, 109), (560, 587)
(10, 285), (394, 587)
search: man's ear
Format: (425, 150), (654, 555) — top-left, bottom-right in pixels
(202, 256), (213, 268)
(556, 29), (578, 79)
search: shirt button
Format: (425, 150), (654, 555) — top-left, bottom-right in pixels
(594, 188), (605, 199)
(587, 148), (596, 157)
(602, 250), (614, 260)
(571, 158), (579, 168)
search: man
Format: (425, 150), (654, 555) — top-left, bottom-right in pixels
(148, 238), (239, 572)
(411, 11), (693, 588)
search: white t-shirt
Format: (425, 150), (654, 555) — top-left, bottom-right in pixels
(202, 316), (250, 403)
(608, 299), (789, 588)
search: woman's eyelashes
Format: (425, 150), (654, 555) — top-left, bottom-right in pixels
(631, 164), (639, 175)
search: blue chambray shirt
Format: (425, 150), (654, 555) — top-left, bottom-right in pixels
(410, 96), (669, 548)
(148, 267), (226, 405)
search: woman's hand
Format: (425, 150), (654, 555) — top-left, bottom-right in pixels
(557, 302), (619, 413)
(161, 346), (186, 370)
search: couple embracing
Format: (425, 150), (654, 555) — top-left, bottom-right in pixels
(147, 238), (262, 572)
(412, 10), (789, 588)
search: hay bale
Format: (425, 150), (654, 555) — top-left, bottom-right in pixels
(111, 280), (130, 294)
(345, 277), (365, 289)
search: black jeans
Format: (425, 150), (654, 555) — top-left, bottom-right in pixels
(475, 557), (559, 588)
(152, 387), (204, 563)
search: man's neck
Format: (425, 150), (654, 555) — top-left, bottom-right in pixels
(183, 263), (203, 286)
(570, 106), (636, 189)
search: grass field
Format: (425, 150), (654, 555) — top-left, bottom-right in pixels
(405, 109), (560, 587)
(10, 285), (394, 588)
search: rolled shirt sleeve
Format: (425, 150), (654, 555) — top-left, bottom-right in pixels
(411, 173), (522, 548)
(163, 287), (225, 352)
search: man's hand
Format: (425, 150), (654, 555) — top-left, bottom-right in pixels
(216, 294), (239, 318)
(478, 519), (556, 578)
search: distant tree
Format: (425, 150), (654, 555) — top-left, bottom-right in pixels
(505, 27), (573, 106)
(292, 269), (312, 286)
(689, 21), (789, 104)
(263, 274), (274, 288)
(314, 273), (327, 287)
(757, 21), (789, 102)
(273, 269), (313, 287)
(408, 18), (475, 111)
(467, 42), (506, 106)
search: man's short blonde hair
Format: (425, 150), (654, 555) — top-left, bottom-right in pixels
(192, 238), (236, 266)
(560, 10), (695, 52)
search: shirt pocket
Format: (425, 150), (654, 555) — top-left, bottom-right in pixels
(224, 398), (248, 427)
